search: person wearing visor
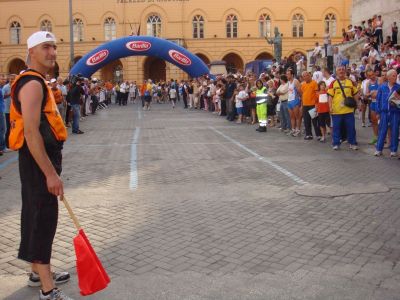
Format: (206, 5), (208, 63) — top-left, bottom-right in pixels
(9, 31), (73, 300)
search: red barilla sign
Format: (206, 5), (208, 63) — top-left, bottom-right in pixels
(126, 41), (152, 51)
(86, 50), (109, 66)
(168, 50), (192, 66)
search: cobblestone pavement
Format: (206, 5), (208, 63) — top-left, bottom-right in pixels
(0, 102), (400, 300)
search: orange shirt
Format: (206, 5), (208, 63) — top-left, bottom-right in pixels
(301, 80), (318, 106)
(105, 81), (113, 91)
(140, 84), (147, 94)
(51, 88), (63, 104)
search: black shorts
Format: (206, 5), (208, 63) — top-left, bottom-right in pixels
(267, 103), (276, 116)
(18, 143), (62, 264)
(362, 97), (371, 105)
(144, 95), (152, 103)
(248, 98), (256, 109)
(318, 112), (331, 128)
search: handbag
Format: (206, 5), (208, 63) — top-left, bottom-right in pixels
(337, 80), (357, 108)
(308, 108), (317, 119)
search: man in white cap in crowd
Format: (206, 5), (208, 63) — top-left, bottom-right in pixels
(8, 31), (73, 300)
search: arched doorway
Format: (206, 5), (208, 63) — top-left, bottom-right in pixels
(255, 52), (274, 60)
(144, 57), (166, 82)
(100, 59), (123, 82)
(69, 56), (82, 70)
(195, 53), (210, 66)
(8, 58), (26, 74)
(222, 53), (243, 74)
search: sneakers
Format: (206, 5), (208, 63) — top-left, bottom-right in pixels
(369, 137), (378, 145)
(29, 271), (70, 287)
(332, 145), (339, 150)
(72, 130), (84, 134)
(362, 122), (366, 127)
(319, 137), (326, 143)
(255, 126), (267, 132)
(286, 129), (295, 136)
(349, 144), (359, 151)
(304, 136), (313, 140)
(39, 288), (74, 300)
(374, 150), (382, 156)
(292, 129), (300, 137)
(390, 152), (398, 157)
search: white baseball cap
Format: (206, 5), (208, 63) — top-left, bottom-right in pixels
(50, 78), (57, 83)
(27, 31), (56, 49)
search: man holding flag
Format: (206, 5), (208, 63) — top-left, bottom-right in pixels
(9, 31), (73, 300)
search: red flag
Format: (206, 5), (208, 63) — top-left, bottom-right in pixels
(73, 229), (110, 296)
(62, 197), (110, 296)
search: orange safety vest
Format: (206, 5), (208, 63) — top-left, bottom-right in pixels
(9, 70), (68, 150)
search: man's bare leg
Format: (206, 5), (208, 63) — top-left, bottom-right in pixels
(32, 263), (55, 292)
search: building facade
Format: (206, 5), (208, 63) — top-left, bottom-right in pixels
(0, 0), (352, 81)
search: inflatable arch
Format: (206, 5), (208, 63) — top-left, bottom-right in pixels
(69, 36), (210, 79)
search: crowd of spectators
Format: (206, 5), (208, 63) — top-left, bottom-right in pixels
(93, 53), (400, 157)
(1, 13), (399, 158)
(342, 15), (397, 46)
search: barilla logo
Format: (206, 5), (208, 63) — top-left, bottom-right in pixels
(126, 41), (151, 52)
(86, 50), (109, 66)
(168, 50), (191, 66)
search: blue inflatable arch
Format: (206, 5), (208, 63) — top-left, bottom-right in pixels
(69, 36), (210, 79)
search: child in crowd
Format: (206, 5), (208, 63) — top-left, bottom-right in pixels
(169, 86), (177, 109)
(316, 81), (331, 142)
(235, 84), (248, 124)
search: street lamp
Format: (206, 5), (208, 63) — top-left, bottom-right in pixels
(69, 0), (74, 69)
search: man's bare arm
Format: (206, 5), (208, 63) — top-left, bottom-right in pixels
(19, 80), (63, 196)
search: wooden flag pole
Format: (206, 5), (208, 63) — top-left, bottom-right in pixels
(61, 195), (81, 231)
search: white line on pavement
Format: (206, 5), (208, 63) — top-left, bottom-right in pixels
(130, 127), (141, 190)
(210, 127), (308, 185)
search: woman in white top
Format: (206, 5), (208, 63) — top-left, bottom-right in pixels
(276, 74), (290, 132)
(286, 68), (302, 136)
(214, 83), (223, 114)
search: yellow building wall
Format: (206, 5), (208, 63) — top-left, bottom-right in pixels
(0, 0), (352, 81)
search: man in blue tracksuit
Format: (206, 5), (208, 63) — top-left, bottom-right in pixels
(375, 69), (400, 157)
